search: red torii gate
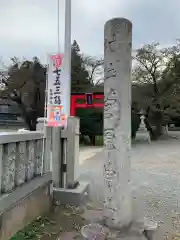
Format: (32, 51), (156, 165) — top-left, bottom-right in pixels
(70, 92), (104, 116)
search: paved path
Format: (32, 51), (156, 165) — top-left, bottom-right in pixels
(78, 133), (180, 239)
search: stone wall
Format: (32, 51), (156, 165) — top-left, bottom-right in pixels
(0, 132), (52, 240)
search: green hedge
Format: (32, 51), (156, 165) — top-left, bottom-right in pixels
(77, 109), (140, 138)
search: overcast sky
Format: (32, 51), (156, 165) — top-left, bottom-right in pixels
(0, 0), (179, 64)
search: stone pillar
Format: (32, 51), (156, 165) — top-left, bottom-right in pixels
(36, 118), (52, 172)
(66, 117), (80, 188)
(52, 127), (62, 187)
(36, 117), (46, 132)
(103, 18), (132, 229)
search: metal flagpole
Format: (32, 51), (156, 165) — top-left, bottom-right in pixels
(51, 0), (63, 187)
(63, 0), (72, 188)
(64, 0), (71, 116)
(57, 0), (60, 53)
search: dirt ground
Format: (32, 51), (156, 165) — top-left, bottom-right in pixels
(78, 133), (180, 239)
(11, 204), (88, 240)
(12, 202), (108, 240)
(12, 132), (180, 239)
(41, 205), (86, 240)
(13, 203), (151, 239)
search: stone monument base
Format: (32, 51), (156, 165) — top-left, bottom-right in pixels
(80, 208), (157, 240)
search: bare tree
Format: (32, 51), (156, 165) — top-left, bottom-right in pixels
(132, 41), (180, 139)
(83, 55), (104, 87)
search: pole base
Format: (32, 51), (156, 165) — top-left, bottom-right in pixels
(67, 180), (79, 189)
(81, 223), (107, 239)
(80, 207), (158, 239)
(53, 181), (89, 206)
(80, 223), (155, 239)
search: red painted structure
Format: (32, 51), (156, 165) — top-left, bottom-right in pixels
(70, 92), (104, 116)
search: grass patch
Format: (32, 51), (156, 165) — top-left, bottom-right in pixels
(9, 205), (86, 240)
(9, 204), (104, 240)
(80, 135), (104, 146)
(10, 216), (50, 240)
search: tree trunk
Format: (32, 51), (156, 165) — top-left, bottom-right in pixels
(153, 108), (164, 139)
(144, 117), (155, 140)
(148, 100), (165, 140)
(154, 121), (163, 137)
(30, 117), (37, 131)
(145, 107), (155, 140)
(89, 135), (96, 146)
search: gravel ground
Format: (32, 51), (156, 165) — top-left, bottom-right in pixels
(78, 132), (180, 239)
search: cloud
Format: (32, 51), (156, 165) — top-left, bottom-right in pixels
(0, 0), (179, 63)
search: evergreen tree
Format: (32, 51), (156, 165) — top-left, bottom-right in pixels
(71, 40), (92, 92)
(0, 41), (101, 138)
(0, 57), (46, 130)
